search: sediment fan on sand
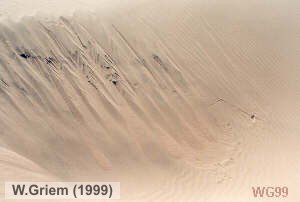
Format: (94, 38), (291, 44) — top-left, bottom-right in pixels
(0, 0), (299, 201)
(0, 13), (237, 174)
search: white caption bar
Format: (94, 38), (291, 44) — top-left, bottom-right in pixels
(5, 182), (120, 200)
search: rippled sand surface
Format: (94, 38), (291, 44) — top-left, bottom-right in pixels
(0, 0), (299, 201)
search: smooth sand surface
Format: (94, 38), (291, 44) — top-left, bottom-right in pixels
(0, 0), (299, 201)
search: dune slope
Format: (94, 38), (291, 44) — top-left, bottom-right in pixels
(0, 0), (299, 201)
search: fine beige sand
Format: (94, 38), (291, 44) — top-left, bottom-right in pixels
(0, 0), (299, 201)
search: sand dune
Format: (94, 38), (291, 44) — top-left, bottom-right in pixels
(0, 0), (299, 201)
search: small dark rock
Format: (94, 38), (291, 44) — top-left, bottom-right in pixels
(19, 53), (30, 59)
(101, 64), (111, 69)
(112, 80), (118, 85)
(45, 57), (55, 64)
(152, 54), (163, 65)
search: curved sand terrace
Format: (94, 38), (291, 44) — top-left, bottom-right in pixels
(0, 0), (299, 201)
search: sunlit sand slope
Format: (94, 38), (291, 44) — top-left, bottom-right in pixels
(0, 0), (299, 201)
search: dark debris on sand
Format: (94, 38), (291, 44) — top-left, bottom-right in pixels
(19, 53), (31, 59)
